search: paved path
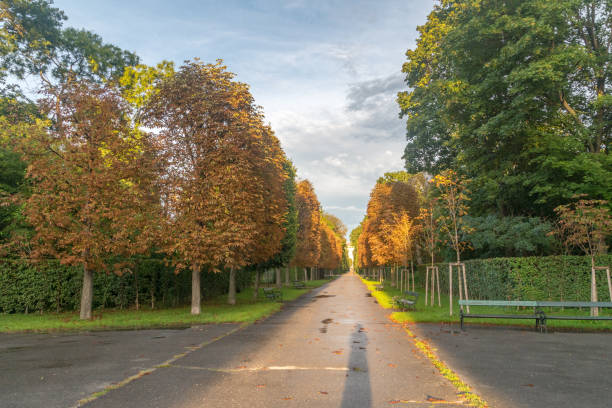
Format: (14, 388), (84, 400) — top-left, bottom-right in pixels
(83, 273), (464, 407)
(1, 324), (240, 408)
(414, 323), (612, 408)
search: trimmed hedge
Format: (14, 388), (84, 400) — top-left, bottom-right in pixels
(0, 259), (253, 313)
(414, 255), (612, 302)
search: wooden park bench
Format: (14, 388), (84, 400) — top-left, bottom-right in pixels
(459, 300), (612, 332)
(262, 287), (282, 301)
(291, 281), (306, 289)
(393, 291), (419, 311)
(458, 300), (543, 331)
(374, 284), (384, 291)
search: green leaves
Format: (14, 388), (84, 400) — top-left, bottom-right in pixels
(399, 0), (612, 217)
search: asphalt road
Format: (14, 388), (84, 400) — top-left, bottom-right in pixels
(1, 324), (240, 408)
(81, 272), (463, 408)
(413, 323), (612, 408)
(5, 272), (611, 407)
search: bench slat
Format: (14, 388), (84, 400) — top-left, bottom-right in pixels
(460, 300), (612, 308)
(537, 301), (612, 308)
(459, 300), (537, 307)
(462, 314), (539, 319)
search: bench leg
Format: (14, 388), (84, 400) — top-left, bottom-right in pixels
(460, 312), (465, 331)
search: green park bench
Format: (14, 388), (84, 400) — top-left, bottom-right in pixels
(291, 281), (306, 289)
(458, 300), (542, 331)
(536, 301), (612, 332)
(262, 287), (282, 301)
(459, 300), (612, 332)
(393, 291), (419, 311)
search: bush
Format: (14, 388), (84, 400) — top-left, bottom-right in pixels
(414, 255), (612, 301)
(461, 215), (556, 259)
(0, 259), (254, 313)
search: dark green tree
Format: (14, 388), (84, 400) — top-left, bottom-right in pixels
(399, 0), (612, 216)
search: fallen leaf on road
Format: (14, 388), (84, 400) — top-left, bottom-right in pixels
(387, 363), (396, 368)
(235, 365), (247, 369)
(522, 384), (534, 387)
(426, 396), (447, 402)
(281, 397), (293, 400)
(332, 350), (343, 355)
(388, 400), (401, 404)
(256, 384), (266, 388)
(318, 391), (328, 395)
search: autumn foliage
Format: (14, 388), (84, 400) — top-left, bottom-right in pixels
(292, 180), (321, 270)
(143, 60), (288, 309)
(357, 179), (420, 269)
(20, 81), (161, 319)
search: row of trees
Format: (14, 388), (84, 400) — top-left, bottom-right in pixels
(0, 1), (347, 319)
(355, 0), (612, 282)
(291, 180), (347, 278)
(352, 170), (612, 298)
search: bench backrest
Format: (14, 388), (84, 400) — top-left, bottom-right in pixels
(537, 301), (612, 308)
(459, 300), (537, 307)
(459, 300), (612, 308)
(404, 291), (419, 298)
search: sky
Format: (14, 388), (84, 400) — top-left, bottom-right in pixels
(53, 0), (434, 238)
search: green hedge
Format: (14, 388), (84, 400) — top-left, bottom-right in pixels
(414, 255), (612, 302)
(0, 259), (254, 313)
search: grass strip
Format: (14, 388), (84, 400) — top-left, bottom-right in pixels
(0, 279), (330, 333)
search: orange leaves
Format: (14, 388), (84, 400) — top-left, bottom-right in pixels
(144, 60), (288, 271)
(359, 179), (420, 268)
(22, 80), (162, 273)
(292, 180), (321, 268)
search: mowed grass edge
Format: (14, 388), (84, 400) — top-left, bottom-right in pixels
(0, 279), (331, 333)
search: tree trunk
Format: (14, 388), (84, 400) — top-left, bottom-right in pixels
(591, 256), (598, 316)
(80, 263), (94, 320)
(449, 264), (453, 316)
(303, 267), (308, 282)
(253, 270), (260, 300)
(285, 267), (290, 285)
(276, 267), (282, 289)
(228, 267), (236, 305)
(134, 270), (139, 311)
(191, 264), (201, 315)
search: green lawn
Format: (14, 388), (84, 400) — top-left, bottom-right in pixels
(360, 277), (612, 331)
(0, 279), (330, 333)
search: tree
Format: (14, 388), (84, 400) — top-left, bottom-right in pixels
(19, 80), (161, 319)
(432, 169), (471, 263)
(322, 211), (347, 239)
(253, 158), (298, 290)
(319, 212), (346, 275)
(291, 180), (321, 279)
(432, 169), (472, 314)
(1, 0), (138, 85)
(555, 197), (612, 266)
(350, 221), (363, 270)
(399, 0), (612, 217)
(363, 179), (420, 267)
(144, 60), (287, 311)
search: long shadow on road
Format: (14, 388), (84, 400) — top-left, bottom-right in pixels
(340, 324), (371, 408)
